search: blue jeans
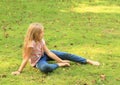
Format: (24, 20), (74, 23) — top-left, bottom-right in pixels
(36, 50), (87, 73)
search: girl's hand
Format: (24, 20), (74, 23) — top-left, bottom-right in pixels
(62, 60), (70, 63)
(58, 62), (70, 67)
(11, 71), (20, 75)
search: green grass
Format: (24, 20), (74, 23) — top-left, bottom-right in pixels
(0, 0), (120, 85)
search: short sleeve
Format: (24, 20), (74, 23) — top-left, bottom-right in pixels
(27, 41), (34, 48)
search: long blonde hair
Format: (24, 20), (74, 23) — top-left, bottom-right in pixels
(23, 23), (44, 58)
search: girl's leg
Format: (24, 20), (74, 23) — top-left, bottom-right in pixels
(36, 54), (70, 73)
(36, 55), (59, 73)
(51, 50), (100, 66)
(51, 50), (87, 64)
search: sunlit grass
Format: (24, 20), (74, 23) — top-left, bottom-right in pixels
(73, 5), (120, 13)
(60, 4), (120, 13)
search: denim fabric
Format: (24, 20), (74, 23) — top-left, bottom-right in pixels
(36, 50), (87, 73)
(36, 53), (59, 73)
(51, 50), (87, 64)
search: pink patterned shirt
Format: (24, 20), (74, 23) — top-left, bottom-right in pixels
(27, 39), (45, 67)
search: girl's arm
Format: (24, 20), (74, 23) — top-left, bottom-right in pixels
(12, 48), (32, 75)
(43, 44), (70, 63)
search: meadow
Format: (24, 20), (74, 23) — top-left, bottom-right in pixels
(0, 0), (120, 85)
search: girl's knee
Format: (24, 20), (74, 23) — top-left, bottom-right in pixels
(40, 64), (53, 73)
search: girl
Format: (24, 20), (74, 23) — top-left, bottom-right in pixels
(12, 23), (100, 75)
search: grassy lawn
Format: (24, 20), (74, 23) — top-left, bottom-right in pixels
(0, 0), (120, 85)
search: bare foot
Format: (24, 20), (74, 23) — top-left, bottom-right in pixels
(57, 63), (70, 67)
(87, 59), (100, 66)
